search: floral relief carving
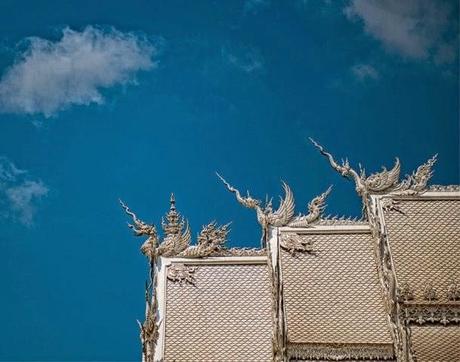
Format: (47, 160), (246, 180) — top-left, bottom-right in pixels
(167, 264), (197, 286)
(398, 282), (414, 302)
(287, 343), (395, 361)
(381, 198), (406, 215)
(401, 304), (460, 326)
(423, 283), (438, 302)
(446, 280), (460, 301)
(280, 233), (314, 256)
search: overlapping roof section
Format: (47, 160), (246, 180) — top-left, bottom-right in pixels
(373, 193), (460, 362)
(163, 260), (272, 361)
(279, 227), (394, 361)
(381, 197), (459, 305)
(311, 140), (459, 362)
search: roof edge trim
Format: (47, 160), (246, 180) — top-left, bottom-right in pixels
(279, 224), (370, 234)
(287, 342), (395, 361)
(164, 255), (268, 265)
(374, 191), (460, 200)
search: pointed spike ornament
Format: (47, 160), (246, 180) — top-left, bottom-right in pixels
(157, 194), (191, 257)
(162, 193), (184, 237)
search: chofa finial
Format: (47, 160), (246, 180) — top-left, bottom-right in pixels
(119, 199), (158, 261)
(288, 185), (333, 227)
(217, 172), (295, 247)
(309, 137), (437, 197)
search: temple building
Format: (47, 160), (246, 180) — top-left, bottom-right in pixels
(121, 140), (460, 362)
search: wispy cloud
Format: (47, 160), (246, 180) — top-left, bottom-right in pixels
(345, 0), (457, 64)
(221, 46), (264, 73)
(351, 63), (379, 81)
(0, 157), (48, 225)
(0, 26), (156, 117)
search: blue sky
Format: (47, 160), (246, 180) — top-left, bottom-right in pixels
(0, 0), (458, 360)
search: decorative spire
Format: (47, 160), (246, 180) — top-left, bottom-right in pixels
(170, 192), (175, 208)
(162, 193), (184, 237)
(157, 194), (191, 257)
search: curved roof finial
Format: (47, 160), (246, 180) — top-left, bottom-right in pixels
(310, 137), (437, 196)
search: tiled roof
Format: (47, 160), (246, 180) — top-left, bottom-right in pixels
(383, 198), (460, 302)
(164, 263), (272, 362)
(411, 326), (460, 361)
(291, 359), (396, 362)
(280, 230), (393, 346)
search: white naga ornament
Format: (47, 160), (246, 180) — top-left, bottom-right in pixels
(309, 138), (437, 197)
(120, 199), (159, 261)
(217, 172), (295, 246)
(288, 185), (332, 227)
(180, 221), (231, 258)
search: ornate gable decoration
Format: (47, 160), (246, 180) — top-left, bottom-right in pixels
(120, 194), (192, 260)
(280, 233), (315, 256)
(397, 280), (460, 326)
(120, 194), (248, 260)
(167, 263), (197, 285)
(309, 138), (437, 197)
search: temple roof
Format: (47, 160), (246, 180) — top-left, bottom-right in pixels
(122, 143), (460, 362)
(162, 258), (272, 362)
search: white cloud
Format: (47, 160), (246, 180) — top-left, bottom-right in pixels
(0, 157), (26, 181)
(221, 46), (264, 73)
(351, 63), (379, 81)
(345, 0), (457, 64)
(0, 26), (156, 117)
(0, 157), (48, 225)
